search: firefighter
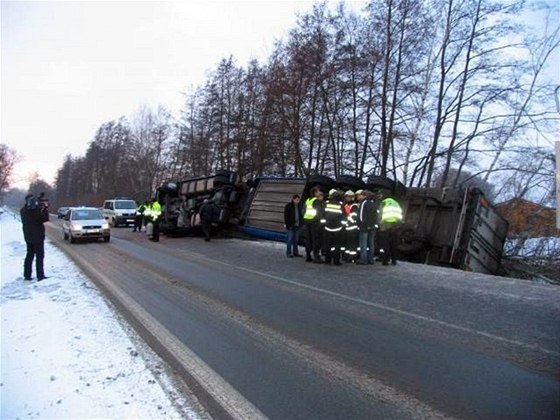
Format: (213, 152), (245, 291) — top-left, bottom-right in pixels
(343, 190), (359, 262)
(146, 199), (162, 242)
(323, 189), (346, 265)
(303, 186), (325, 263)
(133, 201), (146, 232)
(379, 194), (403, 265)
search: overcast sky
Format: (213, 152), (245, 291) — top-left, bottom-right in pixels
(2, 0), (365, 188)
(1, 1), (557, 190)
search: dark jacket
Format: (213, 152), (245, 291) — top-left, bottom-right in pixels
(20, 205), (50, 243)
(199, 202), (214, 224)
(323, 199), (345, 230)
(357, 198), (379, 231)
(284, 201), (303, 229)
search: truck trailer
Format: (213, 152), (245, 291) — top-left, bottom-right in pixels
(156, 171), (508, 275)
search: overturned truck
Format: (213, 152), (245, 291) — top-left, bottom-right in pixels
(156, 171), (508, 275)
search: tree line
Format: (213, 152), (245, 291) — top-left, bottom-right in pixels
(49, 0), (558, 209)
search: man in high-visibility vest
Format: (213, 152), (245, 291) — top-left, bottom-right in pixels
(323, 189), (346, 265)
(379, 195), (403, 265)
(343, 190), (359, 262)
(146, 199), (162, 242)
(303, 186), (325, 263)
(133, 201), (146, 232)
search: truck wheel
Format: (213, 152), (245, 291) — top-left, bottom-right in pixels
(336, 175), (365, 191)
(63, 231), (68, 240)
(104, 235), (110, 243)
(214, 175), (234, 186)
(69, 232), (76, 244)
(307, 174), (336, 190)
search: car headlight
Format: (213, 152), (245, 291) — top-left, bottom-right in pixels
(72, 224), (83, 230)
(102, 223), (109, 229)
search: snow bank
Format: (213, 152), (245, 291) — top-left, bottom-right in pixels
(1, 209), (199, 419)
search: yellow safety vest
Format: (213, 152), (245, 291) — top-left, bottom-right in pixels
(381, 198), (403, 223)
(303, 197), (318, 220)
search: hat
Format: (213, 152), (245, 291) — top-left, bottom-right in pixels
(328, 188), (338, 197)
(355, 189), (364, 195)
(344, 190), (354, 197)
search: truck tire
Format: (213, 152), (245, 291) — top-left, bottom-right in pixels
(336, 175), (365, 191)
(214, 175), (234, 187)
(160, 182), (178, 193)
(366, 175), (395, 191)
(307, 174), (336, 190)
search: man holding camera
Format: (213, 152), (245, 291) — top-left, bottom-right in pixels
(20, 194), (50, 281)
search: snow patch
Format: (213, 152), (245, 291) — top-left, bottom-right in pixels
(1, 209), (200, 419)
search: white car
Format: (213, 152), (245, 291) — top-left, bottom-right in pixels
(63, 207), (110, 243)
(102, 198), (137, 227)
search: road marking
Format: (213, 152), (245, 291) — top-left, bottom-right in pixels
(62, 247), (268, 420)
(201, 257), (560, 358)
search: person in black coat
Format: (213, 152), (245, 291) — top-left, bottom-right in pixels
(198, 199), (214, 242)
(284, 194), (302, 257)
(356, 190), (379, 265)
(20, 194), (50, 281)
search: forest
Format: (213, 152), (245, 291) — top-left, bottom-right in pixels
(2, 1), (556, 213)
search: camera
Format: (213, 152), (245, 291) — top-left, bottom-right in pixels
(25, 193), (49, 210)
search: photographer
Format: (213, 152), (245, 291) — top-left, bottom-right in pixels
(20, 194), (50, 281)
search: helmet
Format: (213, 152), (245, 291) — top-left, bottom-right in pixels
(328, 189), (338, 197)
(344, 190), (354, 197)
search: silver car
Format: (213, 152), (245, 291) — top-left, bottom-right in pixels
(63, 207), (110, 243)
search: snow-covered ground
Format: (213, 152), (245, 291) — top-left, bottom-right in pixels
(0, 209), (200, 419)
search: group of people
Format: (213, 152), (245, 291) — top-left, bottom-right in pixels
(132, 200), (162, 241)
(133, 198), (215, 243)
(284, 187), (403, 266)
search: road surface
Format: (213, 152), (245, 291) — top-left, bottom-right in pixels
(46, 218), (560, 419)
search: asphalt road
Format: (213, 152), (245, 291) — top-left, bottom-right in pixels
(46, 218), (560, 419)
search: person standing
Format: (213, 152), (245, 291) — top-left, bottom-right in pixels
(284, 194), (302, 257)
(379, 195), (403, 265)
(199, 199), (214, 242)
(322, 189), (346, 265)
(146, 199), (162, 242)
(303, 186), (325, 263)
(356, 190), (379, 265)
(133, 201), (146, 232)
(343, 190), (359, 262)
(20, 194), (50, 281)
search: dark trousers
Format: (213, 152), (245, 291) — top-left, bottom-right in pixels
(323, 230), (342, 264)
(201, 221), (211, 241)
(379, 228), (399, 263)
(304, 222), (323, 259)
(24, 241), (45, 279)
(344, 228), (358, 261)
(149, 220), (160, 241)
(133, 215), (143, 231)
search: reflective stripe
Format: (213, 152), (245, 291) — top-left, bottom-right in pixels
(325, 203), (342, 214)
(325, 227), (343, 232)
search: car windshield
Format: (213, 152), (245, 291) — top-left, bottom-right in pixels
(72, 209), (103, 220)
(115, 200), (136, 209)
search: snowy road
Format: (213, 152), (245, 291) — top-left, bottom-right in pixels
(38, 216), (560, 418)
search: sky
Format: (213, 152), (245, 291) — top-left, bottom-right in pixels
(0, 208), (201, 419)
(1, 1), (558, 191)
(2, 0), (361, 189)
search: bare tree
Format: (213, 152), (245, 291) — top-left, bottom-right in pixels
(0, 144), (18, 196)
